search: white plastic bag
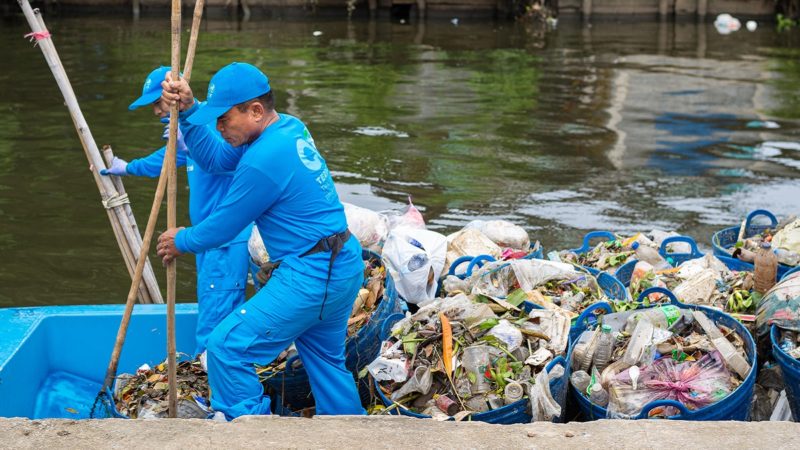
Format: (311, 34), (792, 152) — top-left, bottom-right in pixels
(248, 226), (269, 266)
(343, 202), (389, 252)
(465, 219), (530, 251)
(382, 227), (446, 304)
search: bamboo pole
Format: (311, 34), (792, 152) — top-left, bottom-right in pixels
(32, 9), (163, 305)
(165, 0), (182, 420)
(102, 146), (154, 304)
(183, 0), (205, 83)
(19, 0), (163, 305)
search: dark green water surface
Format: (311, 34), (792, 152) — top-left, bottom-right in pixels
(2, 14), (800, 306)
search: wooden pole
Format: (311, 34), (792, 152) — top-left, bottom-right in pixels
(19, 0), (163, 305)
(183, 0), (205, 83)
(165, 0), (182, 419)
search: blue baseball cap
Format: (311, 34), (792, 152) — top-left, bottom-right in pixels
(187, 62), (271, 125)
(129, 66), (172, 111)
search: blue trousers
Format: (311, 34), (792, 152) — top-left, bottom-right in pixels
(206, 262), (365, 418)
(194, 242), (250, 355)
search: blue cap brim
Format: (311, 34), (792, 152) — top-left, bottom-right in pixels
(187, 104), (231, 125)
(128, 91), (162, 111)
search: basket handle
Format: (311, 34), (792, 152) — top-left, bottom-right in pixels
(465, 254), (497, 277)
(636, 287), (683, 306)
(545, 355), (567, 373)
(285, 354), (303, 373)
(571, 231), (617, 254)
(745, 209), (778, 231)
(659, 236), (703, 260)
(575, 302), (614, 330)
(447, 256), (474, 278)
(636, 399), (691, 419)
(380, 313), (406, 340)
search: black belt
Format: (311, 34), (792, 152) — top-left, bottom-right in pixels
(301, 229), (352, 320)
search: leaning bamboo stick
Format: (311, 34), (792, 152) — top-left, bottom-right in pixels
(20, 0), (163, 304)
(102, 146), (155, 304)
(31, 8), (162, 304)
(165, 0), (182, 419)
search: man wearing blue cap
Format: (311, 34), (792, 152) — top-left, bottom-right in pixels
(156, 62), (365, 419)
(102, 66), (252, 361)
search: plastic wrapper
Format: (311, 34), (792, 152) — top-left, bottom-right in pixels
(465, 219), (531, 251)
(248, 226), (269, 266)
(772, 218), (800, 254)
(529, 367), (561, 422)
(650, 229), (691, 254)
(756, 274), (800, 337)
(344, 202), (389, 252)
(607, 351), (734, 418)
(382, 227), (447, 304)
(488, 319), (523, 352)
(444, 228), (502, 275)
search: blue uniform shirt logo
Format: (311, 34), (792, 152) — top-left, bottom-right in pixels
(296, 138), (322, 172)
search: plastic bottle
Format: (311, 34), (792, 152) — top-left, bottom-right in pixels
(570, 370), (591, 394)
(624, 305), (683, 332)
(589, 382), (609, 407)
(775, 248), (800, 267)
(780, 330), (797, 353)
(631, 242), (672, 271)
(592, 325), (615, 373)
(754, 242), (778, 295)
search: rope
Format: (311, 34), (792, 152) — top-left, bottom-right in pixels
(24, 31), (51, 47)
(102, 193), (130, 209)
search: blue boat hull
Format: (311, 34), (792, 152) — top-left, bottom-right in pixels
(0, 304), (198, 419)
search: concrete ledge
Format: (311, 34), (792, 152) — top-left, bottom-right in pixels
(1, 417), (799, 449)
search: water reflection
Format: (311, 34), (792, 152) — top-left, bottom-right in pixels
(2, 16), (800, 306)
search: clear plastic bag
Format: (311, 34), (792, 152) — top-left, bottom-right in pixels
(529, 367), (561, 422)
(247, 226), (270, 266)
(465, 219), (531, 251)
(381, 196), (426, 231)
(343, 202), (389, 252)
(444, 228), (502, 275)
(607, 351), (734, 418)
(382, 227), (447, 304)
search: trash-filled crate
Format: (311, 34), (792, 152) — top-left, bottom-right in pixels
(613, 236), (760, 321)
(712, 209), (798, 279)
(369, 297), (570, 424)
(770, 325), (800, 422)
(568, 287), (757, 421)
(260, 250), (405, 411)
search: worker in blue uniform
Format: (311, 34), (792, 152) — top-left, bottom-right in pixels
(156, 62), (365, 419)
(101, 66), (252, 358)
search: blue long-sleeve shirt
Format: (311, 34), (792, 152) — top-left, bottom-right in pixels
(126, 142), (250, 246)
(174, 106), (361, 280)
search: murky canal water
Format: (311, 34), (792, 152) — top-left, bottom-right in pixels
(2, 13), (800, 307)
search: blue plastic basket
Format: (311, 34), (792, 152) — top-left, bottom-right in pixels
(711, 209), (792, 278)
(446, 254), (627, 344)
(781, 265), (800, 282)
(770, 325), (800, 421)
(375, 355), (569, 424)
(569, 287), (757, 421)
(262, 251), (405, 410)
(614, 236), (754, 287)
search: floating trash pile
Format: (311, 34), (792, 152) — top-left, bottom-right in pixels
(368, 293), (569, 420)
(570, 304), (752, 418)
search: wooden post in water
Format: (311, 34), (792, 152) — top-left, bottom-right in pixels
(697, 0), (707, 18)
(659, 0), (670, 20)
(18, 0), (163, 305)
(581, 0), (592, 20)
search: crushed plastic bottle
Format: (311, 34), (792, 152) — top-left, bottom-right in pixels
(624, 305), (684, 332)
